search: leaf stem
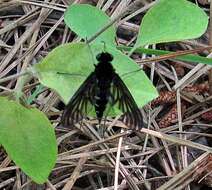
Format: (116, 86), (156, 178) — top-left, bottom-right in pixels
(0, 70), (31, 84)
(87, 0), (157, 44)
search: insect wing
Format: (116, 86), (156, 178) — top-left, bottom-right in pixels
(111, 73), (143, 130)
(61, 72), (96, 127)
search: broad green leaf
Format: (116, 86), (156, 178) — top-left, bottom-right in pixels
(34, 43), (94, 104)
(0, 97), (57, 184)
(64, 4), (116, 47)
(135, 0), (208, 47)
(34, 42), (158, 116)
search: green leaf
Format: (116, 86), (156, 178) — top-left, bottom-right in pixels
(135, 0), (208, 47)
(64, 4), (116, 47)
(34, 43), (94, 104)
(0, 97), (57, 184)
(34, 42), (158, 115)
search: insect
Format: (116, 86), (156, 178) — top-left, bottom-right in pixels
(61, 52), (143, 130)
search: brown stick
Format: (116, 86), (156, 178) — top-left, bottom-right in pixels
(209, 1), (212, 95)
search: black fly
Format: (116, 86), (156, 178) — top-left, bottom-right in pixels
(61, 52), (143, 130)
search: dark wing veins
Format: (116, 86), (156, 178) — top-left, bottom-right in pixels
(61, 72), (96, 127)
(61, 71), (143, 130)
(111, 73), (143, 130)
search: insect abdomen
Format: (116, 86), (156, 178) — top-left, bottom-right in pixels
(95, 81), (111, 122)
(94, 52), (114, 123)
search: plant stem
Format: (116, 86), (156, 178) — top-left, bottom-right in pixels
(0, 71), (30, 84)
(87, 0), (157, 44)
(209, 1), (212, 95)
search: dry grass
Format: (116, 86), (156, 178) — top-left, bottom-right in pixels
(0, 0), (212, 189)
